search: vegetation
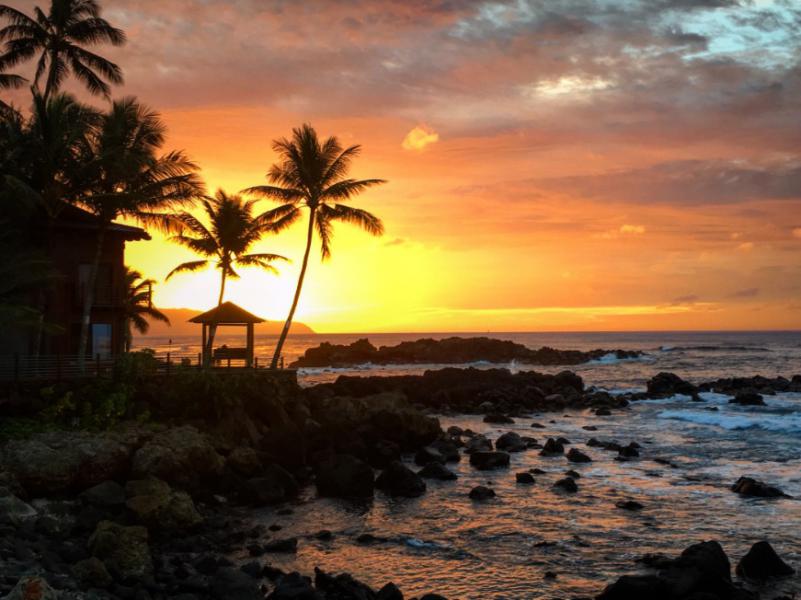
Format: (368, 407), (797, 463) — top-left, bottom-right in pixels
(122, 267), (170, 353)
(245, 123), (385, 368)
(0, 0), (125, 100)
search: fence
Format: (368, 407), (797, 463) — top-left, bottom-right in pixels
(0, 351), (286, 382)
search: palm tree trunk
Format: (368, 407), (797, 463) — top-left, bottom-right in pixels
(205, 269), (227, 362)
(77, 222), (108, 368)
(271, 210), (315, 369)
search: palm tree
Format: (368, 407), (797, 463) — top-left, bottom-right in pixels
(76, 96), (204, 362)
(0, 65), (25, 112)
(166, 189), (289, 359)
(122, 266), (169, 353)
(0, 0), (125, 101)
(243, 123), (386, 368)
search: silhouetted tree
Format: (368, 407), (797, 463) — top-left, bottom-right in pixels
(122, 266), (169, 352)
(244, 123), (385, 368)
(0, 0), (125, 101)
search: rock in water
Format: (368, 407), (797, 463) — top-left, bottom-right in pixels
(730, 392), (765, 406)
(736, 541), (795, 581)
(483, 414), (514, 424)
(464, 435), (493, 454)
(469, 451), (510, 470)
(553, 477), (578, 493)
(375, 461), (427, 497)
(566, 448), (592, 463)
(540, 438), (564, 456)
(732, 476), (789, 498)
(88, 520), (152, 580)
(314, 454), (374, 498)
(469, 485), (496, 500)
(418, 462), (458, 480)
(646, 372), (698, 397)
(516, 472), (535, 484)
(414, 446), (446, 465)
(495, 432), (527, 452)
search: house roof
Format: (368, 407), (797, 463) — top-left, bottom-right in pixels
(189, 301), (266, 324)
(54, 204), (151, 241)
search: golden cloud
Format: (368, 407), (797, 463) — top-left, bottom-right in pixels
(402, 125), (439, 151)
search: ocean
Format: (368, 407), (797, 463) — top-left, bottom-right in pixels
(136, 330), (801, 598)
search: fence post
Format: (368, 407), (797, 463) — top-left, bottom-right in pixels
(197, 353), (201, 369)
(254, 357), (259, 369)
(227, 358), (231, 369)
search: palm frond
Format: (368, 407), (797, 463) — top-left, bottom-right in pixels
(329, 203), (385, 236)
(165, 259), (208, 280)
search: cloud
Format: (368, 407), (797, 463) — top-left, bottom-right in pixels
(620, 224), (646, 235)
(672, 294), (700, 304)
(402, 125), (439, 151)
(730, 287), (760, 298)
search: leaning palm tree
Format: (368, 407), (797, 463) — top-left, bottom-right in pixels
(166, 189), (289, 358)
(0, 0), (125, 101)
(244, 123), (386, 368)
(76, 96), (204, 363)
(122, 267), (169, 353)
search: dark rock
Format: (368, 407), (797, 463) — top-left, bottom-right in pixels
(615, 500), (644, 511)
(730, 392), (765, 406)
(553, 477), (578, 493)
(565, 469), (581, 479)
(469, 451), (510, 470)
(226, 447), (263, 478)
(315, 530), (333, 540)
(516, 472), (535, 484)
(596, 574), (670, 599)
(483, 414), (514, 424)
(375, 461), (427, 497)
(377, 582), (404, 600)
(314, 568), (380, 599)
(595, 408), (612, 416)
(72, 556), (113, 589)
(314, 454), (374, 498)
(618, 444), (640, 459)
(732, 476), (789, 498)
(414, 446), (446, 466)
(566, 448), (592, 463)
(582, 425), (598, 431)
(540, 438), (564, 456)
(531, 422), (546, 428)
(266, 572), (321, 599)
(418, 463), (458, 481)
(647, 372), (698, 397)
(464, 435), (493, 454)
(194, 555), (220, 575)
(81, 481), (126, 507)
(263, 538), (298, 553)
(242, 464), (299, 505)
(469, 485), (496, 500)
(495, 432), (527, 452)
(240, 561), (263, 578)
(736, 541), (794, 581)
(125, 477), (203, 531)
(88, 520), (152, 581)
(209, 567), (263, 600)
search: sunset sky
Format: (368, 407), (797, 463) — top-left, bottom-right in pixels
(9, 0), (801, 332)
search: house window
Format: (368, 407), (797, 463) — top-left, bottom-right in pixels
(92, 323), (113, 357)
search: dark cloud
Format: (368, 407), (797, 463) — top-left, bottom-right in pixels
(730, 287), (760, 298)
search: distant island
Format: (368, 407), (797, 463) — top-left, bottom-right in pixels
(141, 308), (315, 337)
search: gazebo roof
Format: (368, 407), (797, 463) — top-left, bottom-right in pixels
(189, 301), (265, 324)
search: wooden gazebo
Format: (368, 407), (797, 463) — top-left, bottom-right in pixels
(189, 302), (264, 368)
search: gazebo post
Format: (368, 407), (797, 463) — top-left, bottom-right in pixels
(201, 324), (208, 368)
(246, 323), (254, 368)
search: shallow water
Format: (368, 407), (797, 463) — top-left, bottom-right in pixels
(244, 392), (801, 599)
(136, 331), (801, 597)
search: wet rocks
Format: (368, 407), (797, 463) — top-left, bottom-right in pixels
(516, 472), (535, 484)
(646, 372), (698, 398)
(124, 477), (203, 531)
(469, 485), (496, 500)
(240, 464), (299, 505)
(80, 480), (126, 507)
(553, 477), (578, 493)
(469, 451), (510, 470)
(729, 392), (765, 406)
(88, 520), (152, 580)
(0, 494), (37, 525)
(540, 438), (564, 456)
(314, 454), (375, 498)
(464, 435), (493, 454)
(71, 556), (113, 589)
(495, 432), (527, 452)
(617, 443), (640, 460)
(615, 500), (644, 511)
(414, 446), (446, 466)
(418, 462), (458, 480)
(483, 413), (514, 424)
(132, 426), (225, 492)
(263, 537), (299, 553)
(375, 461), (427, 497)
(736, 541), (795, 581)
(566, 448), (592, 463)
(732, 476), (790, 498)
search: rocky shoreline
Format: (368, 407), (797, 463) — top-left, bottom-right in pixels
(290, 337), (643, 368)
(1, 367), (799, 599)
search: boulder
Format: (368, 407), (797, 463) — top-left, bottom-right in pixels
(540, 438), (564, 456)
(615, 500), (644, 511)
(263, 537), (299, 553)
(732, 476), (789, 498)
(266, 572), (322, 599)
(0, 494), (37, 525)
(1, 431), (133, 495)
(210, 567), (265, 600)
(495, 432), (527, 452)
(418, 463), (458, 480)
(314, 568), (381, 599)
(553, 477), (578, 493)
(469, 485), (496, 500)
(2, 576), (59, 600)
(647, 372), (698, 397)
(240, 464), (299, 505)
(566, 448), (592, 463)
(132, 426), (225, 492)
(730, 392), (765, 406)
(88, 520), (152, 581)
(72, 556), (113, 589)
(464, 435), (493, 454)
(375, 461), (426, 497)
(314, 454), (374, 498)
(736, 541), (794, 581)
(81, 480), (126, 507)
(125, 477), (203, 531)
(226, 447), (263, 477)
(414, 446), (445, 466)
(469, 451), (510, 470)
(516, 472), (535, 484)
(483, 414), (514, 424)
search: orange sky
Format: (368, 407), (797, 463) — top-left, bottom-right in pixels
(7, 0), (801, 332)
